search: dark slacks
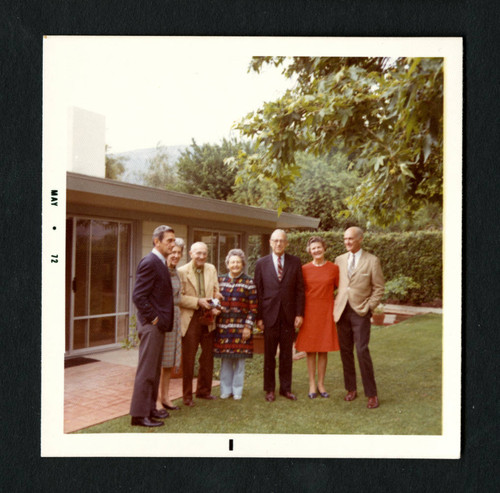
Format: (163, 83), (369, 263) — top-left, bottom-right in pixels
(263, 307), (294, 394)
(182, 311), (215, 401)
(337, 303), (377, 397)
(130, 322), (165, 417)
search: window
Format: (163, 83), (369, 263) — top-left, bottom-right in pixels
(192, 229), (241, 274)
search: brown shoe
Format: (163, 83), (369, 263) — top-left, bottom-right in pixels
(344, 390), (357, 401)
(265, 391), (276, 402)
(279, 391), (297, 401)
(367, 396), (379, 409)
(184, 400), (196, 407)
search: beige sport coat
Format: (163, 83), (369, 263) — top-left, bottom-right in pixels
(177, 260), (220, 336)
(334, 250), (385, 322)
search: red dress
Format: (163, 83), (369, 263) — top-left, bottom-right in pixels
(295, 261), (340, 352)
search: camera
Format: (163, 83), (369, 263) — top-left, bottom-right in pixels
(208, 298), (222, 309)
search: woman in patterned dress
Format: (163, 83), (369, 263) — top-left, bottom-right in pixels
(214, 249), (258, 400)
(159, 238), (184, 411)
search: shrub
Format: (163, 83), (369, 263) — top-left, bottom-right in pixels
(287, 230), (442, 304)
(121, 315), (139, 349)
(383, 275), (421, 303)
(247, 234), (262, 276)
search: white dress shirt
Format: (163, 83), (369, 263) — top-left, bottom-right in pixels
(152, 248), (166, 265)
(349, 249), (363, 270)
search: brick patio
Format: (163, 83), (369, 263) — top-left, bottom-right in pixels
(64, 349), (218, 433)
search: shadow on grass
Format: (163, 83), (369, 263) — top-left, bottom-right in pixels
(77, 314), (442, 435)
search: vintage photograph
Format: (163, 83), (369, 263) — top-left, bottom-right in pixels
(41, 36), (462, 457)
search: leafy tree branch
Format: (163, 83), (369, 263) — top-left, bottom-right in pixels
(234, 56), (443, 227)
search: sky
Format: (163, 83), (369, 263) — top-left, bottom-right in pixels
(44, 36), (459, 156)
(44, 37), (296, 153)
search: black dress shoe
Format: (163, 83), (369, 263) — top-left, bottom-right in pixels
(196, 394), (217, 400)
(308, 392), (318, 399)
(162, 402), (180, 411)
(150, 408), (170, 419)
(131, 416), (164, 427)
(279, 391), (297, 401)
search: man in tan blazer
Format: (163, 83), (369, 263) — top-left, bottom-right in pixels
(334, 226), (384, 409)
(178, 241), (221, 406)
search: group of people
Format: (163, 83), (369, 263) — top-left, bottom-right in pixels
(129, 225), (384, 427)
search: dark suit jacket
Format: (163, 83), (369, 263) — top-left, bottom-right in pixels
(132, 252), (174, 332)
(254, 253), (305, 328)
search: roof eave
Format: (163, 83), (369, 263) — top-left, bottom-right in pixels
(66, 172), (320, 230)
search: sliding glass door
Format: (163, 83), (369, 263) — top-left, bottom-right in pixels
(66, 217), (132, 354)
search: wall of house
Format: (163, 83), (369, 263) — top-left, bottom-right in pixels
(141, 221), (189, 266)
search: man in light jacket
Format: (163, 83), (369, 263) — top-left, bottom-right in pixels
(178, 242), (221, 407)
(334, 226), (385, 409)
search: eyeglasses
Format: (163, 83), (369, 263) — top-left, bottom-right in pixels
(270, 239), (286, 243)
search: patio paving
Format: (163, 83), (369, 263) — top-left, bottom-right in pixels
(64, 348), (219, 433)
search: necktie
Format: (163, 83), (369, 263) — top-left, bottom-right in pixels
(196, 268), (205, 297)
(277, 255), (283, 281)
(348, 254), (355, 278)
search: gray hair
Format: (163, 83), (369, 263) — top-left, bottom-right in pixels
(174, 237), (185, 252)
(189, 241), (208, 253)
(270, 228), (287, 241)
(152, 225), (175, 246)
(225, 248), (246, 268)
(346, 226), (364, 239)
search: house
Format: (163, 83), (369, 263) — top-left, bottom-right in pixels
(65, 108), (319, 357)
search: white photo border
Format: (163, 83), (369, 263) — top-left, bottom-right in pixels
(41, 36), (462, 458)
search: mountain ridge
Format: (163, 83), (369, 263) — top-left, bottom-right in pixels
(107, 145), (188, 184)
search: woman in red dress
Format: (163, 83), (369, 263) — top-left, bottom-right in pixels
(296, 236), (340, 398)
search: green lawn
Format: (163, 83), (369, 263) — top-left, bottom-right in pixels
(77, 314), (442, 435)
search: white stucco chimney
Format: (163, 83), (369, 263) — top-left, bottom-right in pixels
(67, 106), (105, 178)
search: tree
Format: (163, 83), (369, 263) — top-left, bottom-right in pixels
(105, 145), (127, 180)
(229, 143), (280, 209)
(139, 142), (178, 190)
(176, 138), (241, 200)
(382, 202), (442, 232)
(289, 151), (363, 230)
(229, 146), (364, 229)
(234, 57), (443, 226)
(230, 169), (280, 210)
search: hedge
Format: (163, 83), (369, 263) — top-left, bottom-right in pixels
(284, 231), (442, 305)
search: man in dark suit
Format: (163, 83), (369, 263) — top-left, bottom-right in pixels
(130, 225), (176, 427)
(254, 229), (305, 402)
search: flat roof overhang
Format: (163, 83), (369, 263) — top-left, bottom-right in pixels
(67, 172), (320, 232)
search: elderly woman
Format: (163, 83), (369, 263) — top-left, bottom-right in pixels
(159, 238), (185, 411)
(214, 248), (258, 400)
(295, 236), (340, 398)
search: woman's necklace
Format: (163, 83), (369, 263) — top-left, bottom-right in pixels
(312, 260), (326, 267)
